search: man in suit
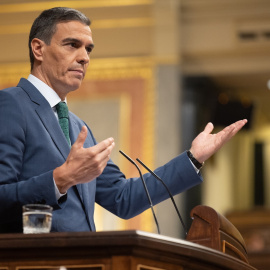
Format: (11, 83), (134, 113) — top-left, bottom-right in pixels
(0, 7), (247, 233)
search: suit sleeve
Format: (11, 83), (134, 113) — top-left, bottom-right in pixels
(95, 148), (203, 219)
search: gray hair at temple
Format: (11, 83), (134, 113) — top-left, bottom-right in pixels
(28, 7), (91, 71)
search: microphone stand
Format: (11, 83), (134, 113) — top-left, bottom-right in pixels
(119, 150), (160, 234)
(136, 158), (188, 235)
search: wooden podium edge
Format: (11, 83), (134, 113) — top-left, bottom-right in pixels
(0, 230), (257, 270)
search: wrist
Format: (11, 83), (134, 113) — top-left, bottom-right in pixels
(53, 165), (73, 194)
(187, 150), (204, 170)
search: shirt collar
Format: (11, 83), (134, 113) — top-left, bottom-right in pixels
(27, 74), (66, 108)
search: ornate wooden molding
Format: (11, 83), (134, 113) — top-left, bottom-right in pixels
(0, 0), (153, 14)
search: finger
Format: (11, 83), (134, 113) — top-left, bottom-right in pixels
(226, 119), (247, 134)
(231, 119), (248, 135)
(73, 126), (88, 148)
(100, 140), (115, 158)
(91, 137), (115, 155)
(99, 141), (115, 162)
(90, 141), (115, 173)
(203, 122), (214, 134)
(219, 119), (247, 143)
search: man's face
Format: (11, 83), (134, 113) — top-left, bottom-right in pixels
(36, 21), (94, 99)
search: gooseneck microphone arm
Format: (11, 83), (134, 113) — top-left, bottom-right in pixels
(119, 150), (160, 235)
(136, 158), (188, 235)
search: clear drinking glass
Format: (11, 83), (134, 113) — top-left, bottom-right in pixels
(22, 204), (53, 234)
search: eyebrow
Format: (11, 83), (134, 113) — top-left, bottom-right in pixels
(62, 37), (95, 49)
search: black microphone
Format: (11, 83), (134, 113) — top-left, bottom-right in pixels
(119, 150), (160, 234)
(136, 157), (188, 235)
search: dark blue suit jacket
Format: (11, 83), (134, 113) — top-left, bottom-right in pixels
(0, 78), (202, 233)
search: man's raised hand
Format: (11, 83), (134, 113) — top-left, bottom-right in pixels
(189, 119), (247, 164)
(54, 126), (115, 194)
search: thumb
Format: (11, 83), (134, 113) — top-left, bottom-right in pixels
(204, 122), (214, 134)
(74, 126), (88, 148)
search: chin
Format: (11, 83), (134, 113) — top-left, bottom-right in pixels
(67, 80), (83, 92)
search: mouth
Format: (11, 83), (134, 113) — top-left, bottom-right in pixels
(69, 69), (84, 78)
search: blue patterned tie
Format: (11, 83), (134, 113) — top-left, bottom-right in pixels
(56, 102), (71, 147)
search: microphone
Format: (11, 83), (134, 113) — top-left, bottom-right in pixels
(119, 150), (160, 234)
(136, 158), (188, 235)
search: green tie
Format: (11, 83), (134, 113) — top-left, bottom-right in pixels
(56, 102), (71, 146)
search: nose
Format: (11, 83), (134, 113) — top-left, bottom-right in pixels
(77, 48), (90, 65)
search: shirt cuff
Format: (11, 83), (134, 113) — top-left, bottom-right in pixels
(189, 158), (200, 174)
(53, 178), (66, 200)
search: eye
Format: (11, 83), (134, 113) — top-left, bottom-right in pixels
(70, 42), (77, 48)
(86, 46), (93, 54)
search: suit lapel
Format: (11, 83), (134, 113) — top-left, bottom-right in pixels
(18, 78), (70, 160)
(19, 78), (84, 202)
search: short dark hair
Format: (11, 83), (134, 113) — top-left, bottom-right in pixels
(29, 7), (91, 70)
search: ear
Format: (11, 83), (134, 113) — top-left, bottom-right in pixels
(31, 38), (45, 63)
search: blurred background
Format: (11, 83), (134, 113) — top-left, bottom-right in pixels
(0, 0), (269, 267)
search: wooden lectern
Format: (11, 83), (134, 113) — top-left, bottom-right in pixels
(0, 230), (256, 270)
(186, 205), (249, 263)
(0, 205), (256, 270)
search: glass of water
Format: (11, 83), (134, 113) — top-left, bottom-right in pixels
(22, 204), (53, 234)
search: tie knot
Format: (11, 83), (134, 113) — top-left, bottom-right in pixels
(56, 102), (69, 119)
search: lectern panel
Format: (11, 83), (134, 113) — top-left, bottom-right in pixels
(0, 231), (256, 270)
(16, 266), (104, 270)
(137, 265), (166, 270)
